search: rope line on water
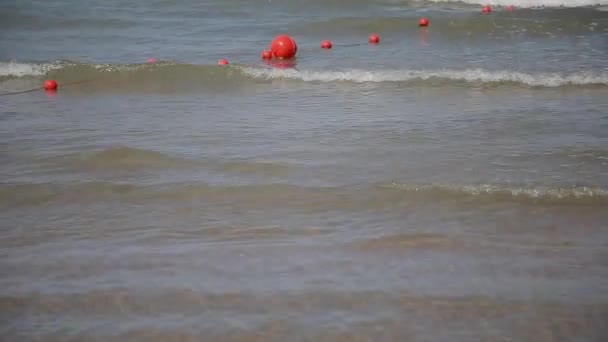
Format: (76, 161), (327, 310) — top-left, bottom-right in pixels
(0, 87), (41, 96)
(333, 43), (366, 47)
(0, 78), (97, 97)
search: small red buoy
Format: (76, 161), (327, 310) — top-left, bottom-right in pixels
(218, 59), (229, 65)
(368, 33), (380, 44)
(43, 80), (58, 91)
(482, 5), (492, 14)
(320, 40), (333, 49)
(419, 17), (429, 27)
(261, 50), (272, 59)
(147, 58), (157, 64)
(270, 34), (298, 59)
(506, 5), (515, 11)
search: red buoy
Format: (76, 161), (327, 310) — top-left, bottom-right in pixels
(147, 58), (157, 64)
(419, 17), (429, 27)
(261, 50), (272, 59)
(43, 80), (58, 91)
(368, 33), (380, 44)
(218, 59), (229, 65)
(506, 5), (515, 11)
(270, 35), (297, 59)
(320, 40), (332, 49)
(482, 5), (492, 14)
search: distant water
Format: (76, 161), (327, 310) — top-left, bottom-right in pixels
(1, 0), (608, 341)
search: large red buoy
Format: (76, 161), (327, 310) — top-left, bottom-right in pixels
(218, 59), (229, 65)
(261, 50), (272, 59)
(44, 80), (58, 90)
(369, 33), (380, 44)
(321, 40), (332, 49)
(419, 17), (429, 27)
(482, 5), (492, 14)
(270, 35), (297, 59)
(147, 58), (157, 64)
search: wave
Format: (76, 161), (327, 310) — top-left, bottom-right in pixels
(66, 146), (198, 171)
(0, 289), (560, 317)
(4, 60), (607, 87)
(541, 148), (608, 161)
(57, 146), (290, 178)
(0, 61), (255, 94)
(382, 182), (608, 203)
(296, 11), (604, 38)
(425, 0), (608, 7)
(241, 67), (608, 87)
(0, 61), (235, 80)
(0, 182), (139, 207)
(0, 61), (64, 78)
(3, 289), (603, 341)
(2, 180), (607, 209)
(352, 233), (452, 251)
(201, 225), (332, 244)
(2, 61), (606, 89)
(218, 160), (292, 177)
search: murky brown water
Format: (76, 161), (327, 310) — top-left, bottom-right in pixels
(2, 0), (608, 340)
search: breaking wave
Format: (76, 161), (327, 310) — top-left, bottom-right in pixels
(0, 61), (64, 79)
(1, 61), (606, 90)
(383, 182), (608, 203)
(425, 0), (608, 8)
(242, 67), (608, 87)
(2, 180), (607, 209)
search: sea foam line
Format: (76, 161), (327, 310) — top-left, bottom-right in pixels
(386, 182), (608, 200)
(425, 0), (608, 8)
(241, 67), (608, 87)
(0, 61), (64, 78)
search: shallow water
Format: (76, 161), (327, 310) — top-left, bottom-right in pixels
(1, 0), (608, 341)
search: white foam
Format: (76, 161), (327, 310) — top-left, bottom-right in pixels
(0, 61), (64, 78)
(425, 0), (608, 7)
(0, 61), (158, 79)
(241, 67), (608, 87)
(388, 182), (608, 200)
